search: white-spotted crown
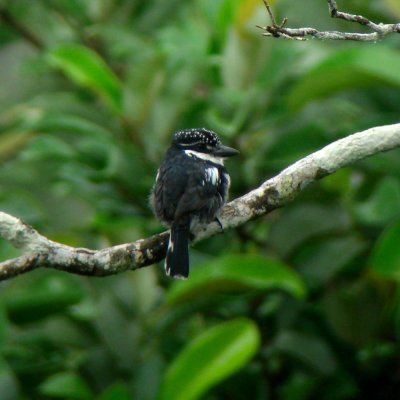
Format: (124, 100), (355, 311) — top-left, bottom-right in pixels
(173, 128), (221, 147)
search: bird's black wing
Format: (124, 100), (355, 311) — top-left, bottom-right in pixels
(152, 150), (190, 224)
(174, 163), (225, 222)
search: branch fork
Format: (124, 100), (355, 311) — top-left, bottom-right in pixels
(257, 0), (400, 41)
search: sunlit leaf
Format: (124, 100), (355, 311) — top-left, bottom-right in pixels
(235, 0), (266, 29)
(159, 318), (260, 400)
(47, 44), (122, 114)
(167, 254), (306, 305)
(384, 0), (400, 17)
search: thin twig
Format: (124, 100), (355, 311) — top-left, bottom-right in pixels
(257, 0), (400, 41)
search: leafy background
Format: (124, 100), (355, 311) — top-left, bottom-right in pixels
(0, 0), (400, 399)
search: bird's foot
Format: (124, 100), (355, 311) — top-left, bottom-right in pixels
(215, 217), (224, 231)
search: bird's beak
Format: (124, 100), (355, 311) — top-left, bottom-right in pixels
(213, 144), (239, 158)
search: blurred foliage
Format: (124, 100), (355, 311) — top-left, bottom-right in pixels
(0, 0), (400, 399)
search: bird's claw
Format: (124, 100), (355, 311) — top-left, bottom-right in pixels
(215, 217), (224, 231)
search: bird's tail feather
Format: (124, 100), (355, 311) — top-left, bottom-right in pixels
(165, 219), (190, 279)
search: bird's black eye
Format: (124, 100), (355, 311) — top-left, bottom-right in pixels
(195, 143), (208, 152)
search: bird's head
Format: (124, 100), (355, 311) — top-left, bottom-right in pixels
(172, 128), (239, 163)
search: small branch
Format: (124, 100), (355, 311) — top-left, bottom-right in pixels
(0, 255), (39, 280)
(1, 123), (400, 280)
(257, 0), (400, 41)
(0, 9), (43, 49)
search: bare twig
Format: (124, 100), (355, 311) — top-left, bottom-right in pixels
(1, 123), (400, 280)
(257, 0), (400, 41)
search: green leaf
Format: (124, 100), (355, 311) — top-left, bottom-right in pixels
(39, 371), (92, 399)
(298, 235), (366, 289)
(322, 281), (384, 345)
(0, 131), (35, 161)
(370, 220), (400, 280)
(97, 382), (131, 400)
(384, 0), (400, 18)
(47, 44), (122, 114)
(159, 318), (260, 400)
(0, 306), (9, 347)
(268, 205), (350, 257)
(287, 46), (400, 110)
(3, 271), (84, 323)
(354, 177), (400, 226)
(272, 331), (337, 376)
(166, 254), (306, 305)
(279, 372), (317, 400)
(37, 113), (113, 137)
(0, 357), (19, 400)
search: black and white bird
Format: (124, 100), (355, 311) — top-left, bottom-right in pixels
(151, 128), (239, 279)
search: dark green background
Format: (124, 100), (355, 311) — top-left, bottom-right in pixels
(0, 0), (400, 399)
